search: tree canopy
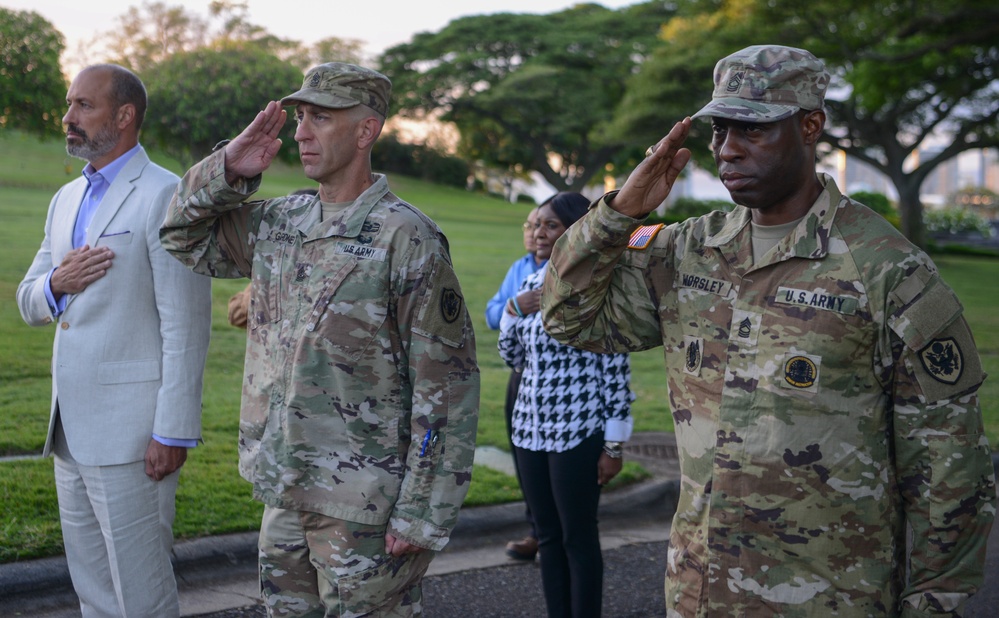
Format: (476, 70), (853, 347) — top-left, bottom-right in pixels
(0, 7), (65, 139)
(378, 2), (677, 192)
(97, 0), (364, 74)
(609, 0), (999, 247)
(142, 44), (304, 167)
(93, 1), (366, 167)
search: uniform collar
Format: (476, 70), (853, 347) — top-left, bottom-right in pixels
(291, 174), (390, 239)
(705, 173), (842, 265)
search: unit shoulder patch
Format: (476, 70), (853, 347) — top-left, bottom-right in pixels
(412, 254), (467, 348)
(919, 337), (963, 385)
(440, 288), (462, 324)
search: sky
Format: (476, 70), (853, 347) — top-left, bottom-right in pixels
(5, 0), (640, 72)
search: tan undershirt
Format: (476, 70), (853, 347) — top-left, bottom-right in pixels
(750, 217), (803, 264)
(320, 200), (352, 222)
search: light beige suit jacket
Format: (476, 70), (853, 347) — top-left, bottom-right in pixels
(17, 147), (211, 466)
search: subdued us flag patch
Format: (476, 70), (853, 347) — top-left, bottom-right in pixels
(628, 224), (664, 250)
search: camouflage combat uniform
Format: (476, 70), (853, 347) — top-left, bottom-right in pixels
(542, 174), (995, 617)
(160, 150), (479, 612)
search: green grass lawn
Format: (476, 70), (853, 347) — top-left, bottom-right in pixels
(0, 131), (996, 562)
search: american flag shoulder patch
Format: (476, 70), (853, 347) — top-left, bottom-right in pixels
(628, 223), (664, 250)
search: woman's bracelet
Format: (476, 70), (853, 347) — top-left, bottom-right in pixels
(509, 296), (525, 317)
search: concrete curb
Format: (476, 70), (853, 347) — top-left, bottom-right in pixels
(0, 531), (264, 602)
(0, 478), (680, 604)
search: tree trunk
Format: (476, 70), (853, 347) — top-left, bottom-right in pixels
(565, 175), (592, 194)
(535, 164), (571, 193)
(894, 176), (927, 250)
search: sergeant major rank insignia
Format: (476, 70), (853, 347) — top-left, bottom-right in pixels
(919, 337), (963, 384)
(726, 71), (744, 93)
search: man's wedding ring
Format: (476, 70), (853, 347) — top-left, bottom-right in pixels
(645, 145), (656, 157)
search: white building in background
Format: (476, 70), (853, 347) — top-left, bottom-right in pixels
(690, 147), (999, 211)
(518, 148), (998, 211)
(443, 107), (998, 215)
(819, 150), (895, 198)
(818, 148), (999, 210)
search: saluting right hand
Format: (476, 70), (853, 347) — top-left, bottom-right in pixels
(223, 100), (287, 185)
(613, 118), (693, 219)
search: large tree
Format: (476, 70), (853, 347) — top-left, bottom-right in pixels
(91, 1), (369, 167)
(0, 8), (65, 139)
(142, 44), (303, 167)
(378, 2), (676, 192)
(609, 0), (999, 247)
(96, 1), (361, 73)
(100, 1), (209, 73)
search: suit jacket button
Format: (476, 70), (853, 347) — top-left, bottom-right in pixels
(60, 322), (69, 330)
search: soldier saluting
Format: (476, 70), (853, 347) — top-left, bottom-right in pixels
(161, 63), (479, 616)
(542, 45), (995, 617)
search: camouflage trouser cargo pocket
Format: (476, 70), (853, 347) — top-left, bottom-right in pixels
(336, 550), (434, 618)
(258, 506), (434, 618)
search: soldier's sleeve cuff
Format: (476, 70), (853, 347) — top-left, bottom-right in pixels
(204, 149), (261, 199)
(591, 195), (647, 245)
(388, 515), (450, 552)
(604, 417), (633, 442)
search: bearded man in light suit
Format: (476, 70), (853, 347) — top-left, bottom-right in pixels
(16, 64), (212, 617)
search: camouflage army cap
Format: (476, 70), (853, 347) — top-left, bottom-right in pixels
(692, 45), (830, 123)
(281, 62), (392, 117)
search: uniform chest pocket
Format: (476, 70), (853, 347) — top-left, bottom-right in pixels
(250, 240), (290, 328)
(767, 287), (867, 354)
(763, 288), (870, 397)
(672, 273), (735, 343)
(308, 260), (388, 362)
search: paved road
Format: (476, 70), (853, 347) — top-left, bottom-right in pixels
(189, 541), (671, 618)
(425, 542), (669, 618)
(189, 525), (999, 618)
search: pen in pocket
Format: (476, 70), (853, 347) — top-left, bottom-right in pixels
(419, 429), (432, 457)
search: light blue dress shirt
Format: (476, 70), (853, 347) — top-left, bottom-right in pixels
(485, 253), (544, 330)
(44, 144), (141, 315)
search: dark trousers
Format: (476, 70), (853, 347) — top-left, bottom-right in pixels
(505, 369), (536, 537)
(515, 433), (604, 618)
